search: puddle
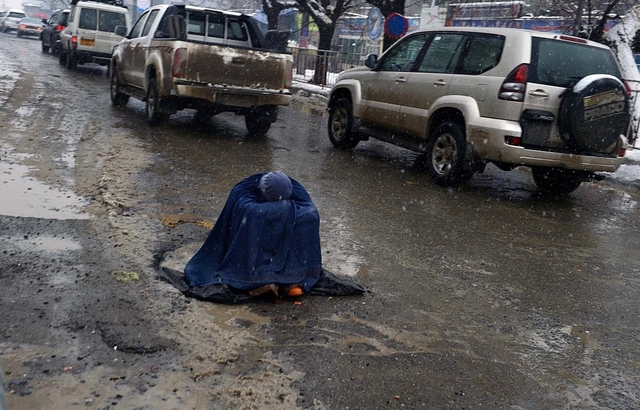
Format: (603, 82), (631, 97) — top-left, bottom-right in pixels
(0, 161), (89, 219)
(203, 304), (271, 332)
(321, 214), (365, 277)
(0, 234), (81, 252)
(0, 63), (20, 109)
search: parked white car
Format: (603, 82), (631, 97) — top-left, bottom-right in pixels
(59, 1), (130, 70)
(0, 9), (26, 33)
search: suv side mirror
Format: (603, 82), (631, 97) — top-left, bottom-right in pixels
(42, 18), (48, 24)
(365, 54), (378, 69)
(114, 25), (127, 37)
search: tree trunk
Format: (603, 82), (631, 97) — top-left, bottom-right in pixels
(266, 11), (279, 30)
(589, 0), (620, 42)
(378, 0), (405, 52)
(313, 24), (336, 86)
(262, 0), (282, 30)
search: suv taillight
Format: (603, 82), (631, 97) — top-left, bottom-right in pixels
(71, 35), (77, 49)
(499, 64), (529, 102)
(56, 24), (65, 31)
(172, 47), (187, 78)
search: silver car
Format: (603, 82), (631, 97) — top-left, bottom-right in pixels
(16, 17), (43, 37)
(0, 9), (26, 32)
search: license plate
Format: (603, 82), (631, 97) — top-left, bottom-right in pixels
(80, 38), (95, 46)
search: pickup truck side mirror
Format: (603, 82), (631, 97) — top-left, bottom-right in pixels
(364, 54), (378, 69)
(264, 30), (290, 52)
(114, 25), (127, 37)
(42, 18), (48, 24)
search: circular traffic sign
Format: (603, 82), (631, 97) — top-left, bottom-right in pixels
(384, 12), (409, 39)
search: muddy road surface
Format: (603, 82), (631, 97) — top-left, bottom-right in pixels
(1, 35), (640, 409)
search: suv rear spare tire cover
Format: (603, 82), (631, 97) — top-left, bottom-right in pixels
(558, 74), (629, 152)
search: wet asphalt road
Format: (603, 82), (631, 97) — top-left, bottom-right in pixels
(1, 34), (640, 409)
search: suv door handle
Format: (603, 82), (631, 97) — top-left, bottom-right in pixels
(395, 77), (406, 83)
(231, 57), (245, 64)
(433, 80), (447, 86)
(529, 90), (549, 98)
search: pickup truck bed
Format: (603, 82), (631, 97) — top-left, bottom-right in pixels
(110, 4), (293, 135)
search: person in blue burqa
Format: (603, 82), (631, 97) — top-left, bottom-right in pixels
(179, 171), (363, 303)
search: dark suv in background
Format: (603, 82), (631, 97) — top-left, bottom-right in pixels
(40, 9), (69, 54)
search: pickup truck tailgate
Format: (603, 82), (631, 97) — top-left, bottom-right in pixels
(185, 44), (290, 91)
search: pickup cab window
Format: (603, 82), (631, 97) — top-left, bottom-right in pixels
(129, 11), (149, 38)
(207, 14), (224, 38)
(141, 10), (158, 37)
(187, 12), (205, 36)
(226, 19), (247, 41)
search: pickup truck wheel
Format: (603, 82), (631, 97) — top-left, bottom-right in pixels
(531, 167), (583, 195)
(59, 51), (66, 66)
(424, 121), (472, 187)
(146, 77), (163, 126)
(245, 110), (272, 136)
(328, 98), (359, 149)
(110, 66), (129, 107)
(41, 42), (49, 53)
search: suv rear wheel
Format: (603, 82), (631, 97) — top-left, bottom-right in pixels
(424, 121), (472, 186)
(531, 167), (583, 195)
(328, 97), (359, 149)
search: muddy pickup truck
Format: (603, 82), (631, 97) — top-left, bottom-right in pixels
(109, 4), (293, 135)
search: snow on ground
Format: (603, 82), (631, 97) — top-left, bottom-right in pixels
(613, 147), (640, 184)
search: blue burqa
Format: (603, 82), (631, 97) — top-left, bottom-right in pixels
(185, 173), (323, 292)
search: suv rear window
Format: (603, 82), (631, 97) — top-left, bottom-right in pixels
(99, 10), (126, 33)
(529, 37), (621, 87)
(79, 8), (97, 30)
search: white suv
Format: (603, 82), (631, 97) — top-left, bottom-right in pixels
(59, 1), (130, 70)
(0, 9), (26, 32)
(327, 27), (630, 194)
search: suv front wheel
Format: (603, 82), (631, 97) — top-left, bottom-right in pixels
(424, 121), (472, 186)
(328, 97), (359, 149)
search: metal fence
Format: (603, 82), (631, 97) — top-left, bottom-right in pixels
(290, 47), (367, 88)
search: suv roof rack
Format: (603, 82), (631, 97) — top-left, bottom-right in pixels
(70, 0), (126, 8)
